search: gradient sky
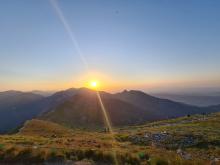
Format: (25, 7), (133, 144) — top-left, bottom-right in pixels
(0, 0), (220, 92)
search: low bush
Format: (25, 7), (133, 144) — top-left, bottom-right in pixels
(116, 134), (130, 142)
(14, 148), (33, 162)
(2, 147), (17, 162)
(0, 144), (4, 151)
(149, 157), (168, 165)
(46, 149), (65, 162)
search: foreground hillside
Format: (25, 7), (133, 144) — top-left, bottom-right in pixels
(0, 112), (219, 164)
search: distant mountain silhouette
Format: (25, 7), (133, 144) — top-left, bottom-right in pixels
(207, 104), (220, 112)
(153, 93), (220, 106)
(0, 88), (78, 133)
(114, 90), (204, 119)
(30, 90), (56, 97)
(0, 91), (44, 133)
(0, 88), (220, 132)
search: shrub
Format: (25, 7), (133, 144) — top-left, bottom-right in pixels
(47, 149), (65, 162)
(84, 149), (95, 158)
(116, 134), (130, 142)
(0, 144), (4, 151)
(2, 147), (17, 162)
(31, 150), (46, 163)
(64, 150), (74, 160)
(102, 151), (115, 163)
(75, 149), (85, 160)
(118, 153), (141, 165)
(93, 150), (104, 161)
(150, 157), (168, 165)
(14, 148), (33, 162)
(138, 152), (149, 160)
(128, 155), (141, 165)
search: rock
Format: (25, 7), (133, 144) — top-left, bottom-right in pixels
(51, 134), (57, 138)
(176, 149), (192, 160)
(180, 136), (197, 147)
(151, 133), (170, 142)
(182, 153), (191, 160)
(210, 157), (220, 165)
(214, 157), (220, 162)
(74, 161), (93, 165)
(144, 133), (149, 138)
(32, 145), (38, 149)
(176, 148), (182, 154)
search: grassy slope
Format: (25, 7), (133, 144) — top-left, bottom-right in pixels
(19, 119), (74, 137)
(0, 113), (219, 164)
(117, 112), (220, 163)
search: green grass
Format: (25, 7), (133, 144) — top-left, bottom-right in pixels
(0, 113), (219, 164)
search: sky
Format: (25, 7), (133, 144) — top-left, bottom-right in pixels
(0, 0), (220, 93)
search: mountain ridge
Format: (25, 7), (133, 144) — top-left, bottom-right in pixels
(0, 87), (220, 132)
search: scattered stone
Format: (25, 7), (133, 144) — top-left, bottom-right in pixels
(144, 133), (149, 138)
(214, 158), (220, 162)
(182, 153), (191, 160)
(51, 134), (57, 138)
(32, 145), (38, 149)
(74, 161), (93, 165)
(176, 148), (182, 154)
(176, 148), (191, 160)
(180, 136), (198, 147)
(210, 157), (220, 165)
(151, 132), (170, 143)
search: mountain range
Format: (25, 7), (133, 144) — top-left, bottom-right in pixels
(153, 93), (220, 106)
(0, 88), (219, 133)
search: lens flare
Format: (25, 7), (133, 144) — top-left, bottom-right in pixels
(49, 0), (88, 70)
(96, 91), (119, 165)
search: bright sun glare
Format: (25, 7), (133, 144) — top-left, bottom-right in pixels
(90, 81), (98, 89)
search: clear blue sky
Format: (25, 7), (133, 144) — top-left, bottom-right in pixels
(0, 0), (220, 92)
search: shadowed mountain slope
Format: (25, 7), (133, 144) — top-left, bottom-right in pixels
(0, 91), (44, 133)
(0, 88), (78, 133)
(114, 90), (215, 119)
(40, 88), (152, 129)
(40, 88), (220, 129)
(1, 88), (220, 132)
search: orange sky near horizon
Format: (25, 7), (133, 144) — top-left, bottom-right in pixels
(1, 70), (220, 93)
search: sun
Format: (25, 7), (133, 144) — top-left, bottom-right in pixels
(90, 81), (97, 87)
(89, 81), (98, 89)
